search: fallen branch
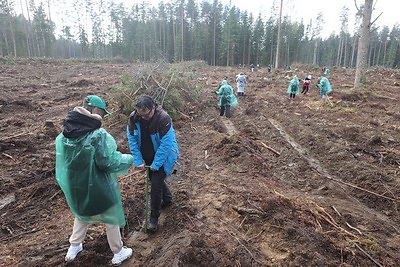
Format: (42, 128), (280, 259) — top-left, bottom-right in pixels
(49, 190), (61, 201)
(318, 213), (358, 239)
(2, 153), (15, 161)
(177, 110), (192, 120)
(1, 128), (38, 141)
(0, 227), (43, 242)
(345, 222), (362, 235)
(312, 168), (399, 202)
(260, 141), (280, 156)
(226, 230), (263, 266)
(232, 205), (262, 215)
(354, 243), (383, 267)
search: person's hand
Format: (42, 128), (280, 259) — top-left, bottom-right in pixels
(136, 163), (146, 170)
(149, 166), (156, 172)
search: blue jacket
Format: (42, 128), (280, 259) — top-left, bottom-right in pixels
(126, 106), (179, 175)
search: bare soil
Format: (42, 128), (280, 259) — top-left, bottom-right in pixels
(0, 60), (399, 266)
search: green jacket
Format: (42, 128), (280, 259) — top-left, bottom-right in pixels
(216, 80), (238, 106)
(56, 110), (133, 226)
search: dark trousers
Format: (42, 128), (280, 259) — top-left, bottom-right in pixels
(289, 93), (296, 99)
(302, 85), (309, 94)
(220, 105), (231, 118)
(148, 167), (172, 220)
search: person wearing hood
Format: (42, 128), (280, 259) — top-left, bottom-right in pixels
(55, 95), (134, 265)
(317, 76), (333, 103)
(287, 76), (300, 100)
(214, 80), (238, 118)
(235, 72), (247, 96)
(126, 95), (180, 232)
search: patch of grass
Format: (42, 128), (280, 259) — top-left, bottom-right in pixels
(355, 86), (393, 99)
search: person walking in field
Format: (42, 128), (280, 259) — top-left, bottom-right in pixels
(235, 72), (247, 96)
(55, 95), (134, 265)
(213, 80), (238, 118)
(317, 76), (333, 104)
(301, 75), (312, 95)
(287, 75), (300, 100)
(126, 95), (180, 232)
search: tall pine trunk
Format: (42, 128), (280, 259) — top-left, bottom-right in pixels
(354, 0), (373, 88)
(274, 0), (283, 68)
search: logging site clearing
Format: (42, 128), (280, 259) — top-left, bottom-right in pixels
(0, 59), (399, 266)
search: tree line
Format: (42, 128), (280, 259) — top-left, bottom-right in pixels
(0, 0), (399, 68)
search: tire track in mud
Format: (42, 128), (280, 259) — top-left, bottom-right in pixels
(225, 86), (400, 239)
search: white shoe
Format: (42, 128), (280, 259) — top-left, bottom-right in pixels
(111, 246), (133, 265)
(65, 243), (83, 262)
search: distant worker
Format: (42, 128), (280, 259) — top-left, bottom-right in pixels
(213, 80), (238, 118)
(301, 75), (312, 95)
(268, 64), (272, 73)
(324, 68), (330, 75)
(55, 95), (134, 265)
(287, 76), (300, 100)
(317, 76), (333, 104)
(235, 72), (247, 96)
(250, 63), (255, 72)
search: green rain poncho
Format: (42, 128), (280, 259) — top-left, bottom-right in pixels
(216, 80), (238, 106)
(286, 77), (300, 95)
(56, 128), (133, 227)
(318, 76), (332, 96)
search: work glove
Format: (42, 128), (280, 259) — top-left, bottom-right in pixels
(210, 90), (216, 93)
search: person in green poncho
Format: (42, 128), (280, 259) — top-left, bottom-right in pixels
(287, 75), (300, 100)
(214, 80), (238, 118)
(55, 95), (134, 265)
(317, 76), (333, 103)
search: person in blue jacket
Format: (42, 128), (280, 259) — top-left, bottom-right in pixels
(127, 95), (179, 232)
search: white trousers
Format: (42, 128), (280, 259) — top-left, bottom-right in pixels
(69, 217), (123, 253)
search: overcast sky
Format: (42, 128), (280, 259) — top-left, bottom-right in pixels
(117, 0), (400, 38)
(18, 0), (400, 39)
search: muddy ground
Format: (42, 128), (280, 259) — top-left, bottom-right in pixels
(0, 60), (399, 266)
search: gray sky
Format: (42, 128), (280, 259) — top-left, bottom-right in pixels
(116, 0), (400, 38)
(221, 0), (400, 37)
(18, 0), (400, 39)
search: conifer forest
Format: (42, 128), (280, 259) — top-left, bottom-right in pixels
(0, 0), (399, 68)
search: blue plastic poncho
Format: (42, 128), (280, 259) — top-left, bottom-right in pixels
(55, 128), (133, 227)
(286, 77), (300, 95)
(318, 76), (332, 96)
(216, 80), (238, 106)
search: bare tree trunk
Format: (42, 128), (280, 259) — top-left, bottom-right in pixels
(350, 35), (357, 67)
(354, 0), (373, 88)
(336, 35), (342, 66)
(181, 4), (184, 61)
(274, 0), (283, 68)
(383, 40), (387, 66)
(270, 34), (274, 65)
(377, 41), (382, 65)
(344, 34), (348, 66)
(6, 0), (17, 57)
(20, 0), (31, 57)
(313, 39), (318, 65)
